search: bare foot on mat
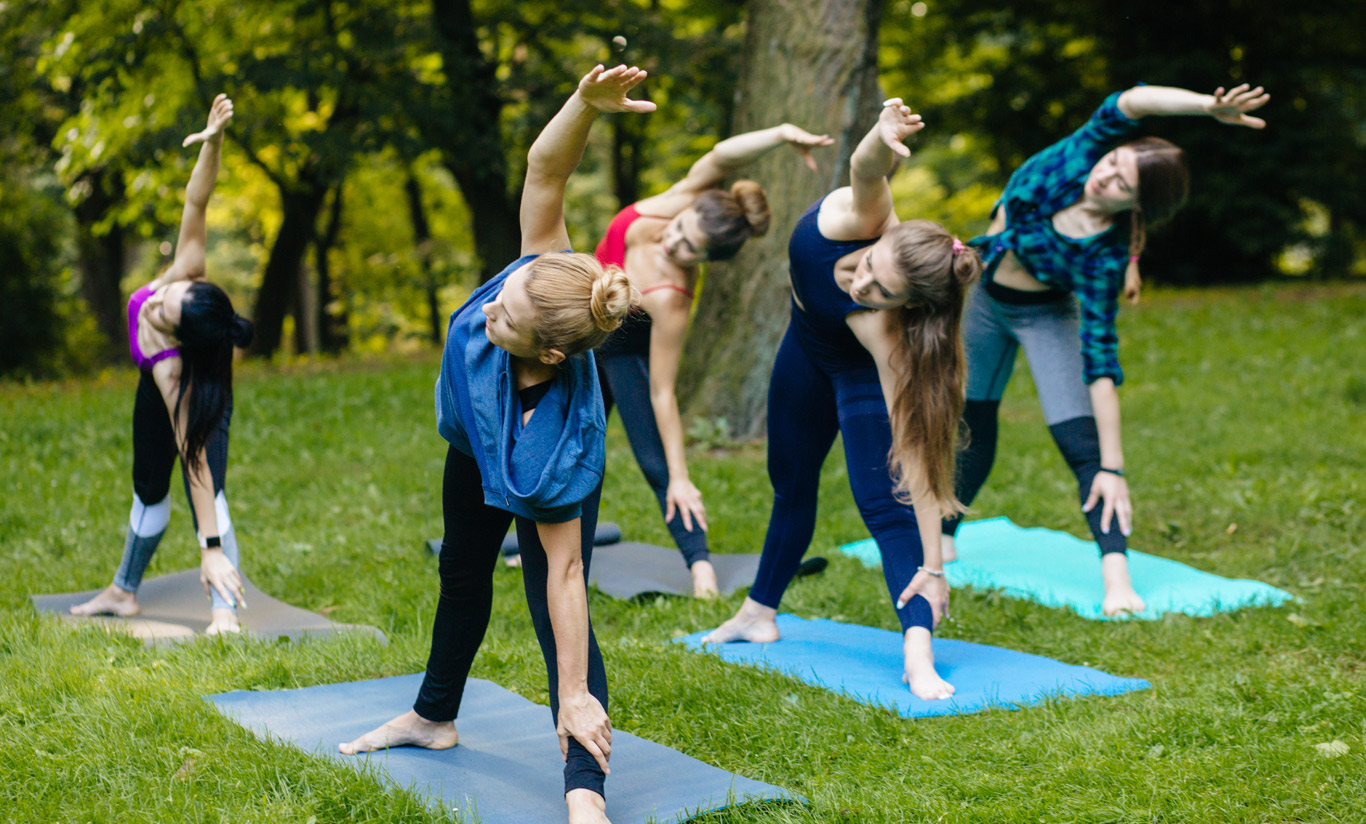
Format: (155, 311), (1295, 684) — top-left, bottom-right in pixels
(1101, 553), (1146, 616)
(690, 560), (719, 599)
(902, 627), (955, 701)
(69, 585), (140, 617)
(339, 709), (458, 754)
(205, 608), (241, 636)
(566, 788), (611, 824)
(701, 597), (779, 644)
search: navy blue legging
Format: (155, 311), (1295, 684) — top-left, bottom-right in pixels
(749, 325), (934, 633)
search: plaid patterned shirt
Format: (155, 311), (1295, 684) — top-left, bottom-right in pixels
(970, 91), (1142, 385)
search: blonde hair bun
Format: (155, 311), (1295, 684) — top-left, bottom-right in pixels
(589, 265), (638, 333)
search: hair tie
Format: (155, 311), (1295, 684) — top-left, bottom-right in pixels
(951, 238), (966, 257)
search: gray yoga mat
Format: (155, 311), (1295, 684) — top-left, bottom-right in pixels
(31, 569), (386, 645)
(209, 673), (798, 823)
(426, 521), (624, 556)
(586, 543), (827, 600)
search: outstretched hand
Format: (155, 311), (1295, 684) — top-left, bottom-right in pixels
(577, 64), (656, 114)
(1206, 84), (1269, 129)
(779, 124), (835, 173)
(877, 98), (924, 158)
(183, 94), (234, 147)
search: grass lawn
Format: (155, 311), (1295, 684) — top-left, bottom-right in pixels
(1, 282), (1364, 823)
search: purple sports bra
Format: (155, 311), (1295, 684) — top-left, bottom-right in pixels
(127, 284), (180, 371)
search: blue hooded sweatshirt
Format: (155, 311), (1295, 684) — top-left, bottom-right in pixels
(434, 253), (607, 523)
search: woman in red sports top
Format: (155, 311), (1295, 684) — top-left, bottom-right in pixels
(592, 123), (832, 597)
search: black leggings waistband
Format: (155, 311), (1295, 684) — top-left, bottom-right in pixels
(984, 278), (1069, 306)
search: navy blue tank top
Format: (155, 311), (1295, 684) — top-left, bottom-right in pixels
(788, 194), (878, 368)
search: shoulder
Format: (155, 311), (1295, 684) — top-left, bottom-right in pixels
(818, 188), (897, 242)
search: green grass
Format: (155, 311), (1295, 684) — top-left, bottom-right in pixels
(2, 282), (1364, 823)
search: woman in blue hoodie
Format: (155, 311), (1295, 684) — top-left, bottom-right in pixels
(340, 64), (651, 824)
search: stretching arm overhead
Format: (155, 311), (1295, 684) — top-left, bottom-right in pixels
(521, 65), (655, 255)
(157, 94), (233, 288)
(1117, 83), (1269, 127)
(820, 98), (924, 241)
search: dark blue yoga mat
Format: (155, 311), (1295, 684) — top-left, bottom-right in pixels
(209, 674), (796, 823)
(677, 614), (1149, 719)
(840, 517), (1293, 620)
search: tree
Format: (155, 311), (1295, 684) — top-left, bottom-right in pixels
(678, 0), (888, 438)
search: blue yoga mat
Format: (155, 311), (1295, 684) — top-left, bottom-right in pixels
(676, 614), (1148, 719)
(209, 674), (795, 823)
(840, 516), (1293, 620)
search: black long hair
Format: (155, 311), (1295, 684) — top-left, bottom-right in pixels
(173, 282), (253, 471)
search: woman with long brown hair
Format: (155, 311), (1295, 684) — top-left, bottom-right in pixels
(591, 123), (832, 597)
(942, 83), (1270, 616)
(703, 99), (981, 701)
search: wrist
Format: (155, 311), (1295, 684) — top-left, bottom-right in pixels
(917, 566), (945, 578)
(1098, 466), (1126, 477)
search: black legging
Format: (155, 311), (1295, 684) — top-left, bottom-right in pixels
(414, 446), (609, 797)
(596, 353), (709, 567)
(133, 370), (229, 512)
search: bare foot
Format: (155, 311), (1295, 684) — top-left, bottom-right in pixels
(204, 608), (241, 636)
(701, 597), (779, 644)
(69, 585), (140, 617)
(690, 560), (719, 599)
(504, 553), (522, 568)
(566, 788), (610, 824)
(338, 710), (458, 755)
(941, 534), (958, 564)
(902, 627), (955, 700)
(1101, 553), (1146, 616)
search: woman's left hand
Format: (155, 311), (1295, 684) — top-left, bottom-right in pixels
(664, 478), (708, 533)
(1124, 261), (1142, 305)
(1083, 471), (1133, 536)
(576, 64), (657, 114)
(778, 124), (835, 173)
(896, 570), (950, 629)
(183, 93), (234, 147)
(1206, 84), (1269, 129)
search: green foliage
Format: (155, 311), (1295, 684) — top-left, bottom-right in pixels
(1, 285), (1364, 821)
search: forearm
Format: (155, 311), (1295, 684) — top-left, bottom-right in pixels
(650, 392), (690, 481)
(527, 92), (599, 182)
(850, 121), (899, 183)
(913, 497), (944, 568)
(186, 452), (220, 542)
(1088, 379), (1124, 468)
(1117, 86), (1213, 119)
(185, 135), (223, 208)
(538, 520), (592, 696)
(709, 125), (789, 171)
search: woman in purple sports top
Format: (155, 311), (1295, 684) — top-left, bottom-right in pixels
(70, 94), (255, 635)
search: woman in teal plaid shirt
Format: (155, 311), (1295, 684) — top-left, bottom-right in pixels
(943, 83), (1270, 615)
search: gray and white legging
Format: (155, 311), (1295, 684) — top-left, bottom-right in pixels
(943, 278), (1126, 556)
(115, 371), (242, 610)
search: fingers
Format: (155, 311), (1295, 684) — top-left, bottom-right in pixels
(210, 577), (237, 609)
(693, 503), (709, 533)
(1118, 497), (1133, 537)
(664, 498), (676, 524)
(1082, 482), (1101, 514)
(182, 131), (204, 148)
(558, 726), (569, 760)
(679, 503), (694, 533)
(895, 580), (915, 610)
(583, 738), (611, 775)
(797, 146), (818, 173)
(624, 99), (658, 113)
(1100, 494), (1115, 535)
(1239, 114), (1267, 129)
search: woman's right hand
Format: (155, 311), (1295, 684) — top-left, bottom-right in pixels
(778, 124), (835, 172)
(576, 64), (656, 114)
(1205, 83), (1269, 129)
(557, 690), (612, 774)
(877, 98), (925, 158)
(183, 93), (234, 147)
(200, 547), (245, 608)
(665, 478), (708, 533)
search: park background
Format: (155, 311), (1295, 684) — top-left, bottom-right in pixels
(2, 1), (1365, 822)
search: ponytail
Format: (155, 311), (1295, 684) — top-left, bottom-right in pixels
(173, 282), (249, 472)
(884, 221), (983, 513)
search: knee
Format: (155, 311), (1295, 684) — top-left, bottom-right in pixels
(129, 493), (172, 537)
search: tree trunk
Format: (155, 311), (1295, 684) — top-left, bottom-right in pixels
(249, 184), (328, 357)
(612, 115), (645, 209)
(405, 172), (442, 345)
(315, 183), (346, 352)
(678, 0), (886, 438)
(72, 169), (127, 359)
(430, 0), (522, 282)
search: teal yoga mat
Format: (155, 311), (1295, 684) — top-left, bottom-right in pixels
(840, 516), (1293, 620)
(209, 674), (797, 823)
(676, 614), (1148, 719)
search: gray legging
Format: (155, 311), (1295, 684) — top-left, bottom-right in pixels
(945, 279), (1126, 555)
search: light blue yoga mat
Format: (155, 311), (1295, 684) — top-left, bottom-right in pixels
(840, 516), (1293, 620)
(676, 614), (1148, 719)
(209, 674), (796, 823)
